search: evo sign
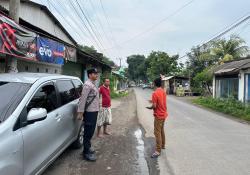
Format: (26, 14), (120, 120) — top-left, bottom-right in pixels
(37, 37), (65, 65)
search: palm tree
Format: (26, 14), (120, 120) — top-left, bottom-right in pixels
(211, 35), (249, 63)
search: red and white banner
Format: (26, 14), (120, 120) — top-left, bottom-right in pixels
(0, 14), (37, 60)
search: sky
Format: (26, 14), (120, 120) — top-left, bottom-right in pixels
(33, 0), (250, 66)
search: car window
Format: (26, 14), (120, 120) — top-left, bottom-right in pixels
(27, 84), (57, 113)
(56, 80), (76, 106)
(0, 82), (31, 122)
(72, 79), (83, 98)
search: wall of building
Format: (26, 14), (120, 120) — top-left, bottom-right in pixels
(17, 59), (62, 74)
(0, 0), (74, 45)
(212, 75), (216, 98)
(0, 62), (5, 73)
(0, 54), (5, 73)
(242, 69), (250, 102)
(213, 70), (250, 102)
(83, 63), (103, 85)
(62, 61), (83, 80)
(239, 70), (245, 102)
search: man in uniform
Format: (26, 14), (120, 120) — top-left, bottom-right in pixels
(77, 68), (99, 162)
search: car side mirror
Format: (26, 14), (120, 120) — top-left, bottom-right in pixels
(27, 108), (47, 124)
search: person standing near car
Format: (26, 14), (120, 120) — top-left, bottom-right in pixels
(97, 78), (112, 138)
(77, 68), (99, 162)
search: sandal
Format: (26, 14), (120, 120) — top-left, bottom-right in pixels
(151, 151), (160, 158)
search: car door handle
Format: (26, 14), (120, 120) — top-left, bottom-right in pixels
(55, 114), (62, 121)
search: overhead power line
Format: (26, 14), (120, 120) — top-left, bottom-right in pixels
(103, 0), (196, 51)
(88, 0), (120, 58)
(74, 0), (108, 54)
(204, 13), (250, 44)
(50, 0), (90, 39)
(99, 0), (121, 55)
(45, 0), (87, 43)
(75, 0), (113, 58)
(67, 0), (104, 53)
(179, 13), (250, 61)
(236, 19), (250, 36)
(41, 0), (109, 61)
(88, 0), (114, 46)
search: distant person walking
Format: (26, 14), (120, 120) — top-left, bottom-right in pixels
(147, 77), (167, 158)
(97, 78), (112, 137)
(77, 68), (99, 162)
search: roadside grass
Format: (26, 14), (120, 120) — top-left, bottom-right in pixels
(111, 90), (129, 99)
(193, 97), (250, 121)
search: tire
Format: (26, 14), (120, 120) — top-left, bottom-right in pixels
(71, 123), (84, 149)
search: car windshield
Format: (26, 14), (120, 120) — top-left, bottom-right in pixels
(0, 81), (31, 123)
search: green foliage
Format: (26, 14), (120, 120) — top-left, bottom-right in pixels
(186, 35), (249, 94)
(195, 67), (213, 83)
(127, 55), (147, 82)
(125, 35), (249, 96)
(211, 35), (249, 63)
(100, 73), (115, 92)
(127, 52), (182, 82)
(193, 97), (250, 121)
(111, 91), (128, 99)
(187, 46), (217, 77)
(100, 74), (127, 99)
(146, 51), (180, 80)
(193, 66), (214, 95)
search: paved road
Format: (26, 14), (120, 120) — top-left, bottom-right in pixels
(134, 88), (250, 175)
(43, 94), (148, 175)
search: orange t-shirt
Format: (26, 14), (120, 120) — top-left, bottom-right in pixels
(152, 88), (167, 119)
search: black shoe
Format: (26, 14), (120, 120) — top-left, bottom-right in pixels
(83, 153), (97, 162)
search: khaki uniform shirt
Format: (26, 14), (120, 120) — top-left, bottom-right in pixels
(78, 79), (99, 113)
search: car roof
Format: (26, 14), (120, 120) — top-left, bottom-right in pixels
(0, 73), (79, 84)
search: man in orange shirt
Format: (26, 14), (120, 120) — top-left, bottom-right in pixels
(147, 77), (167, 158)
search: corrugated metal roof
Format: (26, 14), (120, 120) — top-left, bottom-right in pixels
(162, 76), (174, 81)
(0, 0), (77, 45)
(161, 75), (189, 81)
(214, 57), (250, 75)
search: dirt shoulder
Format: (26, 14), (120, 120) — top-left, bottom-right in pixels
(43, 90), (148, 175)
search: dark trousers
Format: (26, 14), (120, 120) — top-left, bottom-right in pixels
(83, 111), (98, 154)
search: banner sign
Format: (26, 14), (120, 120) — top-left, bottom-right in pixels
(0, 14), (37, 60)
(37, 36), (65, 65)
(65, 46), (77, 62)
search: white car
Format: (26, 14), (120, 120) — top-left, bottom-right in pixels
(0, 73), (84, 175)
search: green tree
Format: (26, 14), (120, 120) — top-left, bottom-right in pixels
(193, 66), (214, 95)
(211, 35), (249, 63)
(146, 51), (180, 80)
(127, 55), (147, 82)
(186, 45), (217, 77)
(186, 35), (249, 95)
(186, 45), (218, 94)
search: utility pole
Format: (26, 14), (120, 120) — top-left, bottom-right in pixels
(117, 58), (122, 67)
(5, 0), (20, 73)
(186, 61), (191, 96)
